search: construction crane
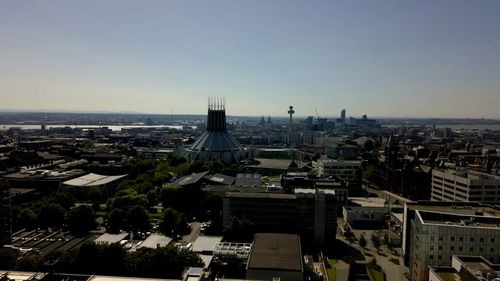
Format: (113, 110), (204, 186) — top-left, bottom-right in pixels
(315, 108), (321, 123)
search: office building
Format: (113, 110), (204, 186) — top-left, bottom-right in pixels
(325, 143), (358, 160)
(431, 168), (500, 204)
(0, 180), (11, 245)
(409, 210), (500, 281)
(317, 159), (362, 189)
(223, 189), (337, 245)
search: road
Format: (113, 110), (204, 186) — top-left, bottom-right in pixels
(180, 222), (201, 244)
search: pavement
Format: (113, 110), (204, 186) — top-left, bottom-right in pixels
(344, 228), (409, 281)
(336, 260), (350, 281)
(180, 222), (201, 244)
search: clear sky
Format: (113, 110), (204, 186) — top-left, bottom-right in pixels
(1, 0), (499, 118)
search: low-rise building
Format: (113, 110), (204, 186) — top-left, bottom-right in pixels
(246, 233), (303, 281)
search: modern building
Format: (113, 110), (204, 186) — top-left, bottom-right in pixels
(0, 180), (11, 245)
(317, 159), (362, 189)
(223, 189), (337, 245)
(409, 210), (500, 281)
(431, 168), (500, 204)
(342, 197), (397, 228)
(186, 98), (245, 165)
(246, 233), (303, 281)
(325, 143), (358, 160)
(402, 201), (500, 266)
(280, 173), (348, 212)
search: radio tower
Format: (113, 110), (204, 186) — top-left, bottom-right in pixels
(288, 105), (295, 134)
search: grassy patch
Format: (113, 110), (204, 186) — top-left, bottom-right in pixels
(326, 259), (336, 281)
(95, 211), (107, 217)
(369, 268), (385, 281)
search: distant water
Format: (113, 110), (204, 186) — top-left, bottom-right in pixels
(0, 124), (196, 131)
(434, 124), (500, 131)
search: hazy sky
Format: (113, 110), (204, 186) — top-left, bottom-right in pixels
(1, 1), (499, 118)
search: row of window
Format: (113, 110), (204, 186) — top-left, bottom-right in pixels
(431, 235), (495, 242)
(430, 244), (495, 252)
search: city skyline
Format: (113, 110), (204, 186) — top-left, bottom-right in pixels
(1, 0), (500, 118)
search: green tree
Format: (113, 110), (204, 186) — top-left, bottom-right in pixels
(127, 205), (150, 232)
(159, 208), (179, 236)
(371, 233), (381, 251)
(17, 208), (37, 230)
(359, 234), (367, 248)
(67, 205), (97, 236)
(146, 190), (158, 206)
(107, 208), (126, 233)
(0, 248), (18, 269)
(38, 203), (65, 228)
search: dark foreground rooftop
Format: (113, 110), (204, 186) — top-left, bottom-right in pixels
(247, 233), (302, 272)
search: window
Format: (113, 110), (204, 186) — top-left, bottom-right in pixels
(491, 248), (495, 253)
(430, 255), (434, 260)
(430, 236), (434, 241)
(451, 236), (455, 241)
(470, 237), (474, 242)
(492, 238), (495, 243)
(480, 247), (483, 252)
(450, 246), (454, 251)
(470, 247), (474, 252)
(438, 255), (442, 260)
(439, 246), (442, 250)
(459, 237), (463, 242)
(459, 246), (463, 251)
(480, 237), (484, 242)
(439, 236), (443, 241)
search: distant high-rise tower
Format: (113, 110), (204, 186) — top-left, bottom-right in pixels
(186, 98), (245, 165)
(341, 109), (346, 123)
(288, 106), (295, 134)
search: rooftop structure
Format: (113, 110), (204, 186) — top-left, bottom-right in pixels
(138, 233), (172, 249)
(63, 173), (128, 188)
(191, 236), (223, 254)
(186, 98), (245, 165)
(0, 271), (179, 281)
(94, 233), (129, 246)
(429, 255), (500, 281)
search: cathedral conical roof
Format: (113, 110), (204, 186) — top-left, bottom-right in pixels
(186, 98), (245, 164)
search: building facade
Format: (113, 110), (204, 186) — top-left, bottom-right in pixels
(409, 210), (500, 281)
(431, 168), (500, 204)
(223, 189), (337, 245)
(317, 159), (362, 190)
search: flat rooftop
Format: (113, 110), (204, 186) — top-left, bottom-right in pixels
(225, 192), (296, 200)
(138, 233), (172, 249)
(349, 197), (387, 207)
(191, 236), (223, 253)
(94, 233), (129, 244)
(247, 233), (302, 272)
(417, 210), (500, 229)
(63, 173), (128, 187)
